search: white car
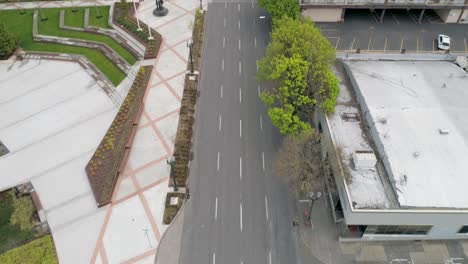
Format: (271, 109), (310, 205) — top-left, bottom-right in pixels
(437, 34), (450, 50)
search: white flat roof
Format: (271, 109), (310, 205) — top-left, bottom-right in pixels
(345, 60), (468, 209)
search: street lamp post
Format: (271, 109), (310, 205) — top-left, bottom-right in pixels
(187, 40), (194, 74)
(306, 191), (322, 222)
(133, 1), (142, 31)
(166, 157), (178, 191)
(199, 0), (202, 10)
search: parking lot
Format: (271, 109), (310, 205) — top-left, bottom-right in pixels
(318, 9), (468, 54)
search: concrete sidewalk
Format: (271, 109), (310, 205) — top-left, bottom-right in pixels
(297, 196), (468, 264)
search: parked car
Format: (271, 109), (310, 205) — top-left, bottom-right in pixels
(437, 34), (450, 50)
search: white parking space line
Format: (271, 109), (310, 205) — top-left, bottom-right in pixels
(262, 151), (265, 171)
(240, 156), (243, 180)
(215, 197), (218, 220)
(400, 38), (404, 52)
(265, 196), (269, 220)
(367, 35), (372, 51)
(239, 87), (242, 103)
(240, 203), (243, 231)
(240, 119), (242, 138)
(349, 37), (356, 50)
(384, 36), (388, 52)
(217, 152), (220, 171)
(219, 115), (222, 132)
(220, 85), (223, 98)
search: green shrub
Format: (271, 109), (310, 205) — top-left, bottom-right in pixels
(0, 23), (17, 59)
(0, 235), (57, 264)
(10, 195), (34, 232)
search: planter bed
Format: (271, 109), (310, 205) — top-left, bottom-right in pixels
(162, 192), (185, 225)
(113, 1), (162, 59)
(86, 66), (153, 207)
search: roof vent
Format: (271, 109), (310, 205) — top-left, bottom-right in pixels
(353, 151), (377, 170)
(439, 128), (450, 135)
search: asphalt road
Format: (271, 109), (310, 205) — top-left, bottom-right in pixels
(319, 9), (468, 53)
(178, 2), (301, 264)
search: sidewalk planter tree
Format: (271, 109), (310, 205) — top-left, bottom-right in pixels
(258, 0), (299, 21)
(257, 16), (339, 135)
(0, 24), (17, 59)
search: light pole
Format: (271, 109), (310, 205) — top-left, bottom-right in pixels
(187, 40), (194, 74)
(306, 191), (322, 222)
(199, 0), (202, 11)
(148, 25), (154, 40)
(166, 156), (178, 191)
(133, 1), (142, 31)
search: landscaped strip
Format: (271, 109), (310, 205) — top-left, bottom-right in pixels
(38, 7), (137, 65)
(86, 66), (153, 207)
(0, 235), (57, 264)
(113, 1), (162, 59)
(0, 9), (125, 85)
(162, 9), (205, 224)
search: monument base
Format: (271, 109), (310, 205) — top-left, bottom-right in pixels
(153, 7), (169, 17)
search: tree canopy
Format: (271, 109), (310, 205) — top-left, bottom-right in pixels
(0, 23), (17, 59)
(258, 0), (299, 21)
(257, 16), (339, 135)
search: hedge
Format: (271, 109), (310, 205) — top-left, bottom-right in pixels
(0, 235), (57, 264)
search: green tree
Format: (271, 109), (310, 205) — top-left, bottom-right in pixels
(259, 53), (314, 135)
(10, 195), (34, 232)
(258, 0), (299, 21)
(257, 16), (339, 134)
(0, 23), (17, 59)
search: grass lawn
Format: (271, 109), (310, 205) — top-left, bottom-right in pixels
(89, 6), (111, 29)
(0, 9), (125, 86)
(39, 7), (136, 65)
(64, 6), (111, 29)
(0, 235), (57, 264)
(0, 191), (34, 253)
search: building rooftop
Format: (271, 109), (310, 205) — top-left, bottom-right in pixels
(333, 60), (468, 209)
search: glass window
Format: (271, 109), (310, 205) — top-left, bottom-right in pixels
(368, 225), (431, 235)
(458, 226), (468, 234)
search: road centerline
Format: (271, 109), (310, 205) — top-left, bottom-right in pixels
(240, 203), (243, 231)
(240, 119), (242, 138)
(240, 156), (243, 180)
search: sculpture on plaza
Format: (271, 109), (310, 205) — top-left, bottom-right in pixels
(153, 0), (168, 16)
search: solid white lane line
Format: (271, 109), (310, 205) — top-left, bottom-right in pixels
(215, 197), (218, 220)
(223, 37), (225, 48)
(220, 85), (223, 98)
(269, 250), (272, 264)
(262, 151), (265, 171)
(239, 87), (242, 103)
(217, 152), (220, 171)
(239, 119), (242, 138)
(254, 37), (257, 48)
(239, 61), (242, 75)
(240, 203), (243, 231)
(240, 156), (243, 180)
(260, 115), (263, 132)
(257, 85), (260, 96)
(219, 115), (222, 132)
(239, 39), (241, 50)
(213, 252), (216, 264)
(222, 59), (224, 72)
(265, 196), (269, 220)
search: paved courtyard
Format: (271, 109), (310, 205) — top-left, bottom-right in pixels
(0, 0), (203, 263)
(318, 9), (468, 54)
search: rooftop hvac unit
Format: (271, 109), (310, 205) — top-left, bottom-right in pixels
(353, 151), (377, 169)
